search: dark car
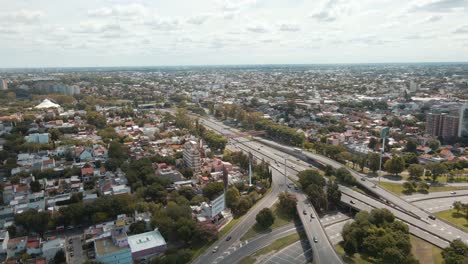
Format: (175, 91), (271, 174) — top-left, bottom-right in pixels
(226, 236), (232, 241)
(303, 210), (307, 215)
(350, 200), (355, 204)
(429, 215), (436, 220)
(313, 237), (318, 243)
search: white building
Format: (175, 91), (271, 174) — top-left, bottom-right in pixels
(183, 140), (201, 172)
(0, 79), (7, 90)
(127, 229), (167, 260)
(25, 133), (50, 144)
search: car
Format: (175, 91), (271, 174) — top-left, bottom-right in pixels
(226, 236), (232, 241)
(294, 186), (298, 190)
(287, 184), (291, 189)
(313, 237), (318, 243)
(212, 246), (219, 253)
(450, 191), (457, 195)
(292, 165), (296, 168)
(350, 200), (355, 204)
(303, 210), (307, 215)
(258, 148), (260, 150)
(361, 177), (366, 181)
(310, 214), (315, 219)
(70, 252), (74, 257)
(277, 164), (281, 167)
(372, 184), (377, 188)
(429, 215), (436, 220)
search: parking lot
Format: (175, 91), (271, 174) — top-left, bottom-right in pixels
(264, 239), (312, 264)
(67, 235), (86, 264)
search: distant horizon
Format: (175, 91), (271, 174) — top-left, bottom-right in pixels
(2, 61), (468, 71)
(1, 0), (467, 68)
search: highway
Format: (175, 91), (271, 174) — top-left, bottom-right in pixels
(403, 190), (468, 202)
(197, 117), (343, 264)
(189, 113), (468, 262)
(412, 196), (468, 213)
(195, 168), (286, 264)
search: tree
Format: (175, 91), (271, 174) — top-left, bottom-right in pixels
(129, 221), (146, 235)
(225, 186), (241, 209)
(403, 181), (416, 194)
(53, 250), (66, 264)
(405, 140), (417, 153)
(48, 128), (61, 148)
(86, 111), (106, 129)
(234, 197), (252, 216)
(30, 180), (42, 193)
(306, 184), (328, 213)
(298, 169), (325, 189)
(108, 141), (129, 161)
(384, 156), (405, 176)
(428, 139), (440, 152)
(368, 153), (381, 173)
(408, 164), (424, 179)
(442, 239), (468, 264)
(327, 181), (341, 209)
(426, 162), (448, 182)
(278, 192), (297, 216)
(256, 208), (275, 229)
(343, 238), (358, 256)
(453, 201), (463, 214)
(368, 138), (378, 150)
(203, 182), (224, 200)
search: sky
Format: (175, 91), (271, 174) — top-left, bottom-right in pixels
(0, 0), (467, 67)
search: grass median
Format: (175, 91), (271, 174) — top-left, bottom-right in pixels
(434, 209), (468, 232)
(239, 232), (302, 264)
(240, 203), (296, 241)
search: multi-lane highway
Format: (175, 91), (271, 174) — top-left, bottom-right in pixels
(188, 113), (468, 263)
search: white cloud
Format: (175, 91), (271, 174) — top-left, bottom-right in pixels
(454, 25), (468, 34)
(145, 17), (180, 31)
(246, 23), (269, 33)
(310, 0), (341, 22)
(88, 3), (147, 18)
(6, 10), (45, 24)
(73, 21), (123, 34)
(278, 23), (300, 32)
(186, 14), (211, 25)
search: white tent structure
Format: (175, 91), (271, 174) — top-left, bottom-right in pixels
(35, 99), (61, 109)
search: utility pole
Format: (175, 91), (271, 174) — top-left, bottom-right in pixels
(249, 152), (253, 186)
(378, 127), (389, 184)
(284, 155), (287, 189)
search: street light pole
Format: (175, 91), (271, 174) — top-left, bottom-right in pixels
(378, 137), (386, 184)
(284, 155), (287, 189)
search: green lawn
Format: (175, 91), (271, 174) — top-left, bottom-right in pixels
(434, 209), (468, 232)
(239, 233), (301, 264)
(335, 242), (373, 264)
(240, 203), (295, 241)
(335, 235), (443, 264)
(378, 182), (468, 196)
(410, 235), (443, 264)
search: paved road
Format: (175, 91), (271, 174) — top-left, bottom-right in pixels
(218, 224), (301, 264)
(413, 196), (468, 213)
(261, 239), (312, 264)
(403, 190), (468, 202)
(199, 117), (344, 264)
(192, 114), (468, 263)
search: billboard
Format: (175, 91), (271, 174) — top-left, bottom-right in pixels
(211, 193), (226, 217)
(380, 127), (389, 139)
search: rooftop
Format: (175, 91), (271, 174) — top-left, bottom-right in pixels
(127, 229), (166, 253)
(95, 237), (129, 256)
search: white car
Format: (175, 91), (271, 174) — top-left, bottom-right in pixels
(212, 246), (219, 253)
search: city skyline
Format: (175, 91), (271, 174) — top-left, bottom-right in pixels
(1, 0), (468, 67)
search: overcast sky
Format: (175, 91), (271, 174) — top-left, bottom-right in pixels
(1, 0), (467, 67)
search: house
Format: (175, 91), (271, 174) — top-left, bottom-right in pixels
(7, 236), (27, 258)
(0, 230), (9, 254)
(26, 237), (41, 256)
(42, 238), (64, 262)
